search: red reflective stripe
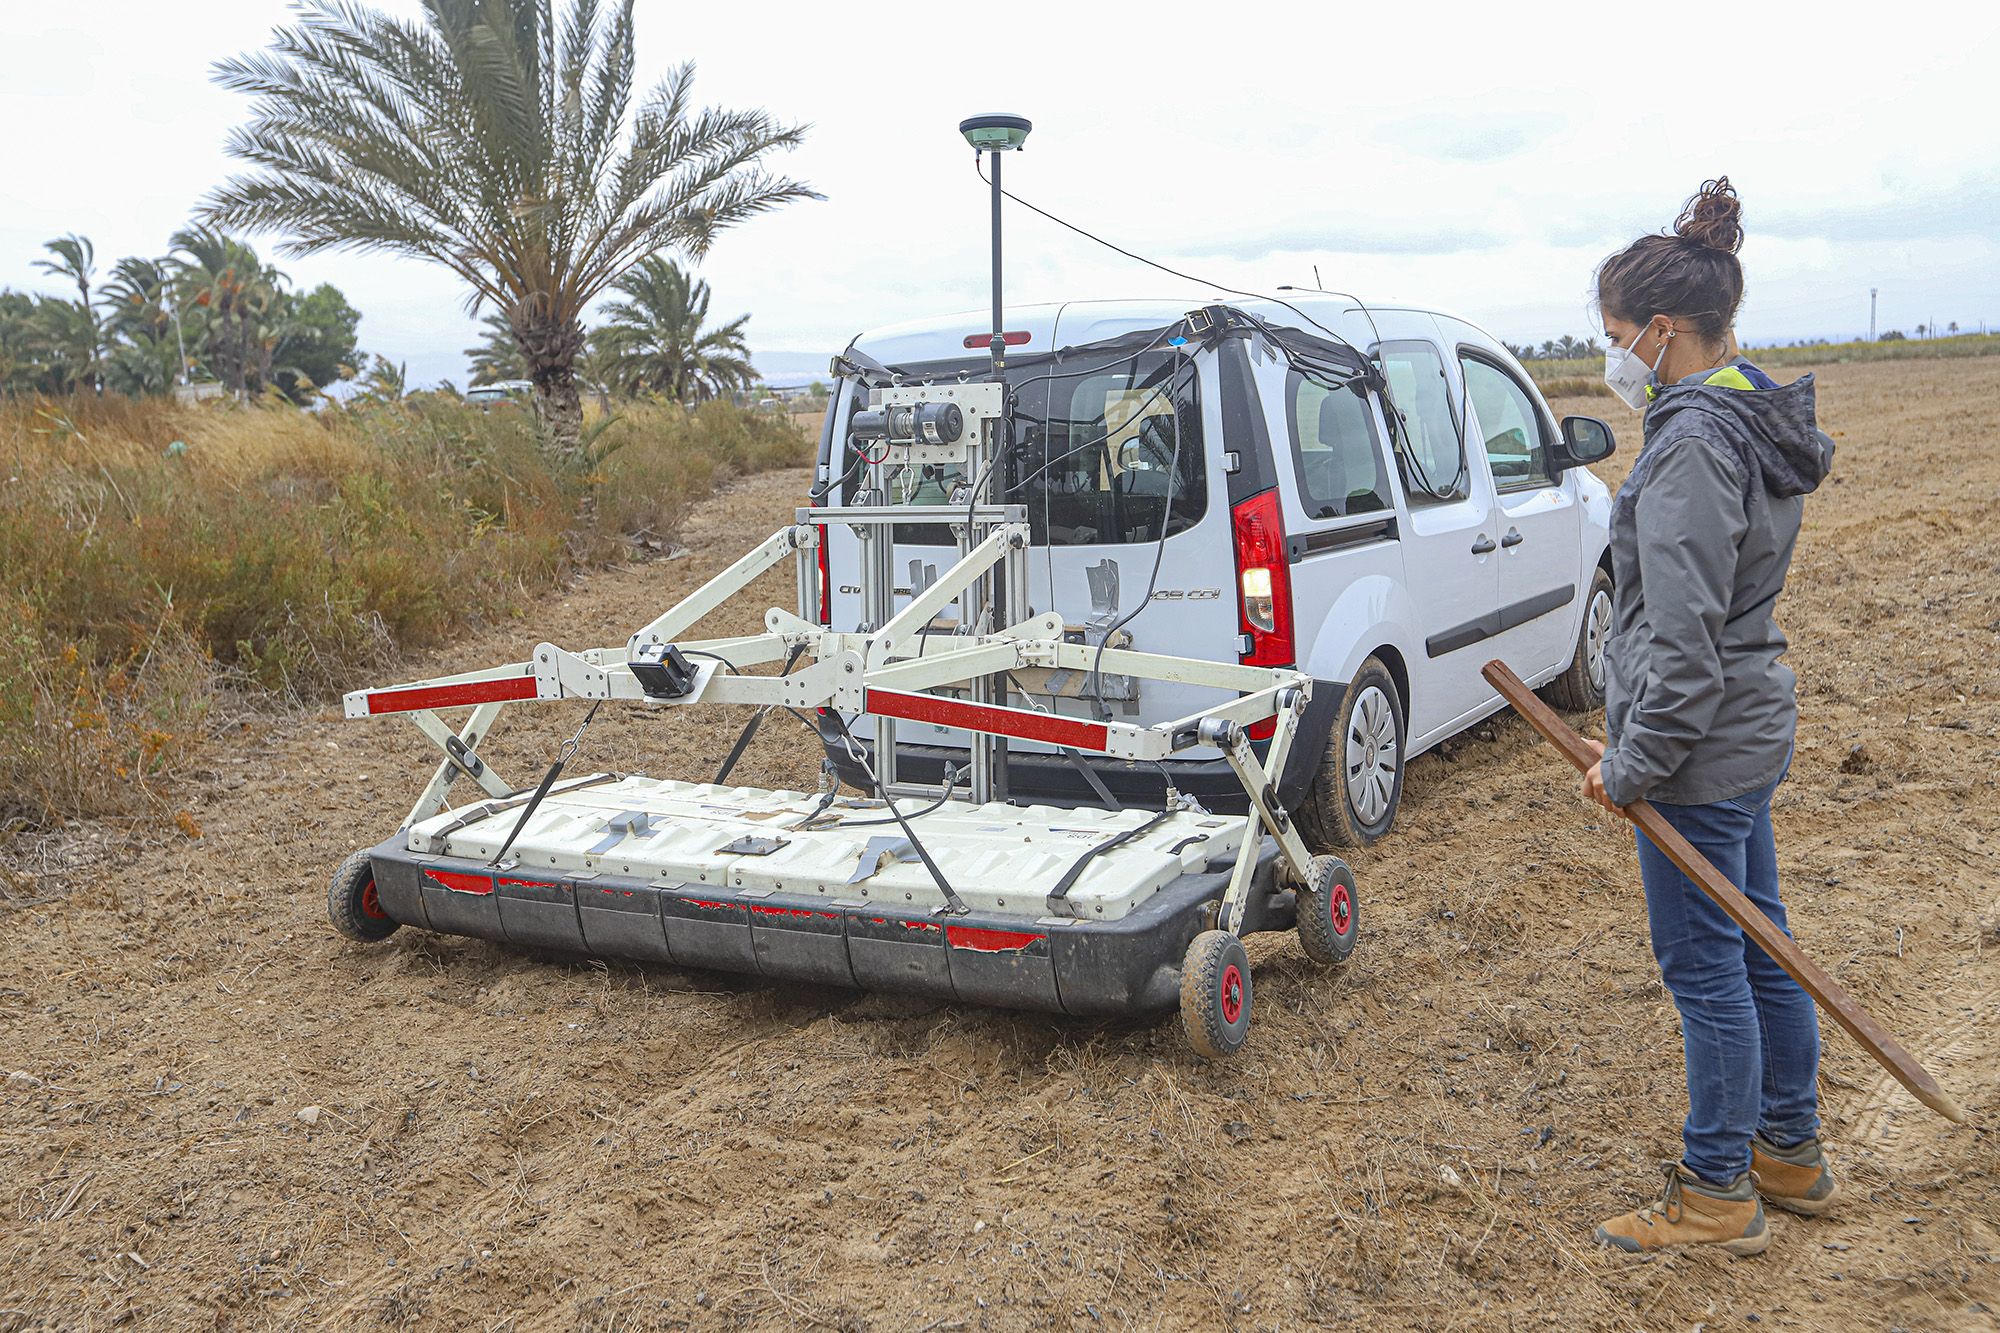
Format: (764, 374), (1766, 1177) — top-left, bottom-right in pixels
(946, 925), (1045, 953)
(424, 869), (493, 895)
(866, 689), (1110, 752)
(366, 674), (539, 715)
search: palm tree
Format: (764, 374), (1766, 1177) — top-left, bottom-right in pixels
(590, 257), (754, 402)
(464, 314), (529, 385)
(202, 0), (815, 456)
(170, 227), (292, 394)
(352, 354), (409, 405)
(33, 234), (102, 392)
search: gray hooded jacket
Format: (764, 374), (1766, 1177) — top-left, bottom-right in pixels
(1599, 362), (1835, 808)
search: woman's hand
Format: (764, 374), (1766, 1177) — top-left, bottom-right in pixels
(1579, 739), (1621, 814)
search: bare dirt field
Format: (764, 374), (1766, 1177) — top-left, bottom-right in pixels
(3, 358), (1997, 1331)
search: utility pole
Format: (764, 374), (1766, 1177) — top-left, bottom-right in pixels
(1869, 288), (1877, 342)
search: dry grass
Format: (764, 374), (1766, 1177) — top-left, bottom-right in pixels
(0, 391), (809, 824)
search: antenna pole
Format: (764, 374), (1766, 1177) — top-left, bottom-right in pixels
(988, 149), (1005, 377)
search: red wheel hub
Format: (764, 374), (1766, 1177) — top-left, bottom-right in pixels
(1220, 963), (1244, 1025)
(1331, 883), (1352, 935)
(360, 879), (387, 920)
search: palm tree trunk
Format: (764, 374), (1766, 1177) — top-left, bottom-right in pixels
(534, 374), (585, 455)
(518, 314), (587, 459)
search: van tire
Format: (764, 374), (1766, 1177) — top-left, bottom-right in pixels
(1294, 657), (1405, 850)
(1539, 567), (1614, 713)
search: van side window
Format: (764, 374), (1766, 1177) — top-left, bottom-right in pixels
(1286, 368), (1391, 519)
(1460, 354), (1553, 489)
(1376, 343), (1468, 507)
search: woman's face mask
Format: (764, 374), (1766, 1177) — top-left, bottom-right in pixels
(1603, 320), (1672, 410)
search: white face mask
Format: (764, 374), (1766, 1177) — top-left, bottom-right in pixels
(1603, 321), (1671, 411)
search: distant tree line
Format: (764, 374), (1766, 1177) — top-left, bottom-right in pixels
(0, 230), (360, 401)
(1504, 335), (1601, 362)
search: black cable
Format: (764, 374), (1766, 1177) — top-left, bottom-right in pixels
(962, 364), (1184, 546)
(820, 762), (960, 828)
(1086, 357), (1192, 720)
(826, 711), (969, 914)
(976, 158), (1371, 359)
(679, 649), (741, 676)
(970, 160), (1461, 507)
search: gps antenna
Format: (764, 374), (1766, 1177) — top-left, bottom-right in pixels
(959, 113), (1032, 378)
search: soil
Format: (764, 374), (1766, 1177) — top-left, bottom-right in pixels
(3, 358), (1996, 1331)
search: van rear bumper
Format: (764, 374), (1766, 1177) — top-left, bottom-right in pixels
(819, 677), (1340, 814)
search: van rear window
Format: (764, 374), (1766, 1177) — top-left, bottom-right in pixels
(842, 350), (1205, 546)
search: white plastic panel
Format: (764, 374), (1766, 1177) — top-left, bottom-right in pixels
(409, 775), (1245, 921)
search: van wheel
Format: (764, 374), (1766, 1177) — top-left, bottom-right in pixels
(1539, 567), (1614, 712)
(1294, 657), (1404, 850)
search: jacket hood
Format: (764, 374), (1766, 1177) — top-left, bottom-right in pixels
(1644, 372), (1833, 499)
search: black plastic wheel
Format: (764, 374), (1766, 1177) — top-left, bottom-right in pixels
(1180, 929), (1252, 1059)
(1296, 854), (1359, 965)
(328, 849), (399, 943)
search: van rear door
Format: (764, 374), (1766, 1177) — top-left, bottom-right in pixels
(821, 341), (1239, 760)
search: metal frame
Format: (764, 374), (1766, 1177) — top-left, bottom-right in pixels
(347, 504), (1319, 927)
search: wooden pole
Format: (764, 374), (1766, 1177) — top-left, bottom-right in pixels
(1483, 659), (1967, 1126)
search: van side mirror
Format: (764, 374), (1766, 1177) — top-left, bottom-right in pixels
(1553, 415), (1616, 470)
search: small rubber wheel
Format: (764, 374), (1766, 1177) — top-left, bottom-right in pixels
(1180, 929), (1253, 1059)
(1296, 855), (1359, 965)
(328, 849), (399, 943)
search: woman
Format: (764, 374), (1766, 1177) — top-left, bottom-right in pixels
(1580, 178), (1838, 1257)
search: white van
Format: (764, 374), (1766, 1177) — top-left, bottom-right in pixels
(809, 296), (1617, 847)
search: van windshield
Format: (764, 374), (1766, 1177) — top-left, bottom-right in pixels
(839, 349), (1206, 546)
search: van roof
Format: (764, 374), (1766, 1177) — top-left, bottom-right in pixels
(847, 295), (1491, 369)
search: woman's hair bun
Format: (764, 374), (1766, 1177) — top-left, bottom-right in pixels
(1673, 176), (1744, 254)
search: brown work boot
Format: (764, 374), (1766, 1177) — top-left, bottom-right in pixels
(1594, 1163), (1769, 1256)
(1750, 1135), (1839, 1216)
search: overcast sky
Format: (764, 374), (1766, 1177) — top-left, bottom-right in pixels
(5, 2), (1996, 388)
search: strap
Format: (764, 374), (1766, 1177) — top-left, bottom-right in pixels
(1045, 807), (1176, 915)
(714, 643), (809, 784)
(1059, 745), (1121, 809)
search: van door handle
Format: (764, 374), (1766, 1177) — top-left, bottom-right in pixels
(1500, 528), (1524, 548)
(1470, 535), (1497, 555)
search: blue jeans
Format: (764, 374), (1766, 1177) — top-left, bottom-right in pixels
(1636, 769), (1820, 1185)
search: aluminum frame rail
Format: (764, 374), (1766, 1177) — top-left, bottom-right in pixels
(343, 519), (1321, 925)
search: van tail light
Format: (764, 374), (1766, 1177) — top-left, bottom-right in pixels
(815, 523), (831, 625)
(1231, 488), (1295, 739)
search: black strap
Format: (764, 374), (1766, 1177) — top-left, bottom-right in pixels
(1059, 746), (1121, 810)
(488, 701), (600, 867)
(1045, 807), (1176, 914)
(714, 643), (808, 784)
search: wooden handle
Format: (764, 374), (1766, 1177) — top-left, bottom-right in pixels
(1483, 659), (1967, 1126)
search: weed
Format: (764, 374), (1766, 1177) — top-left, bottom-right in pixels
(0, 390), (811, 823)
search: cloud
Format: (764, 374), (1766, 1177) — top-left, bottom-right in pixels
(1175, 221), (1507, 262)
(1755, 174), (2000, 244)
(1376, 109), (1568, 163)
